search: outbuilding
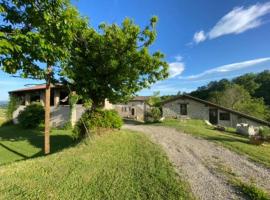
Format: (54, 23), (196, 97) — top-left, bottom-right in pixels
(162, 94), (270, 127)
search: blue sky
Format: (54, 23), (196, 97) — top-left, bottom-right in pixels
(1, 0), (270, 100)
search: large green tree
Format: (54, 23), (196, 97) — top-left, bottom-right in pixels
(209, 84), (270, 121)
(63, 17), (168, 108)
(0, 0), (85, 153)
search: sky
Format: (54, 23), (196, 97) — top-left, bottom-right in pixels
(1, 0), (270, 101)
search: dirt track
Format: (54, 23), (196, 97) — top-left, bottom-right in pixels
(123, 124), (270, 200)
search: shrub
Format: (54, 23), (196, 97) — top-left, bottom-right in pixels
(259, 127), (270, 142)
(145, 107), (162, 123)
(18, 103), (45, 129)
(73, 109), (123, 139)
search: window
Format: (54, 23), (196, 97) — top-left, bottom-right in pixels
(219, 112), (230, 120)
(59, 91), (69, 105)
(180, 104), (187, 115)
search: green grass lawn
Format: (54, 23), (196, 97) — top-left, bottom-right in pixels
(0, 130), (193, 200)
(0, 125), (74, 165)
(158, 119), (270, 168)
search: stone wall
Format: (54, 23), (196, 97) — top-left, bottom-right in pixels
(162, 97), (267, 128)
(162, 97), (209, 120)
(114, 101), (148, 121)
(13, 105), (86, 127)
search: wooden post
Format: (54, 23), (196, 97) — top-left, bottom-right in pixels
(44, 66), (51, 154)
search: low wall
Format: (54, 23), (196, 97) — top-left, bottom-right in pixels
(13, 105), (86, 127)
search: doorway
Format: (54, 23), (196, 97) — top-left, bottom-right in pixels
(209, 108), (218, 125)
(131, 108), (135, 116)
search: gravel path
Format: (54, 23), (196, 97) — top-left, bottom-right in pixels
(123, 124), (270, 200)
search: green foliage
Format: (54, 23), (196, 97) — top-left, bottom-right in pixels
(0, 130), (193, 199)
(62, 121), (73, 130)
(0, 0), (86, 79)
(208, 84), (270, 120)
(18, 103), (45, 129)
(146, 91), (162, 107)
(73, 109), (123, 139)
(63, 17), (168, 106)
(6, 95), (19, 121)
(190, 70), (270, 107)
(259, 127), (270, 141)
(146, 107), (162, 122)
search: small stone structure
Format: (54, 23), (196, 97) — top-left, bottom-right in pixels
(114, 96), (150, 121)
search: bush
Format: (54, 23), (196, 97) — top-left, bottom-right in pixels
(73, 109), (123, 139)
(145, 107), (162, 123)
(18, 103), (45, 129)
(259, 127), (270, 142)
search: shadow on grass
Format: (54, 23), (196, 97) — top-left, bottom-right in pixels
(123, 118), (145, 125)
(0, 124), (78, 164)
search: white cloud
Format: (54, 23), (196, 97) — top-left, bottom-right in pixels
(169, 62), (185, 78)
(193, 2), (270, 43)
(175, 55), (183, 62)
(180, 57), (270, 80)
(193, 30), (206, 43)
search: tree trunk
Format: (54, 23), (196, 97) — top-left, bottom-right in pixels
(44, 66), (51, 154)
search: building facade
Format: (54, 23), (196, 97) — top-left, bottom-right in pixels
(162, 95), (270, 127)
(114, 96), (150, 121)
(9, 85), (149, 127)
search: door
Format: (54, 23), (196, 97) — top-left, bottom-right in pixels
(131, 108), (135, 116)
(209, 108), (218, 125)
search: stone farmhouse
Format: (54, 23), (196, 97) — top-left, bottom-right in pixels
(114, 96), (150, 121)
(9, 85), (149, 127)
(162, 94), (270, 127)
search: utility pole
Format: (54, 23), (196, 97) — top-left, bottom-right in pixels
(44, 65), (51, 154)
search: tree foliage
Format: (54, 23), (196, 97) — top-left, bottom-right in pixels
(208, 84), (270, 121)
(0, 0), (85, 79)
(190, 70), (270, 107)
(63, 17), (169, 107)
(146, 91), (162, 107)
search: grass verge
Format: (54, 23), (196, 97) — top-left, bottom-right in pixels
(0, 130), (193, 199)
(0, 125), (74, 165)
(157, 119), (270, 168)
(214, 162), (270, 200)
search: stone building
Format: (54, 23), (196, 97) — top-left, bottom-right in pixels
(9, 85), (150, 126)
(9, 84), (113, 127)
(114, 96), (150, 121)
(162, 94), (270, 127)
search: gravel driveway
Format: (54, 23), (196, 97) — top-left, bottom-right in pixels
(123, 124), (270, 200)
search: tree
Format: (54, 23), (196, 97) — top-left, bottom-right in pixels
(209, 84), (270, 121)
(254, 70), (270, 105)
(146, 91), (162, 107)
(0, 0), (84, 154)
(63, 17), (168, 108)
(209, 84), (250, 109)
(233, 73), (260, 95)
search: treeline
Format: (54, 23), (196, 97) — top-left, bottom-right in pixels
(189, 70), (270, 121)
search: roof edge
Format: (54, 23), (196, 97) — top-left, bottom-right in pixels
(162, 94), (270, 126)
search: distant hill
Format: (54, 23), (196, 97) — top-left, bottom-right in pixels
(0, 101), (8, 108)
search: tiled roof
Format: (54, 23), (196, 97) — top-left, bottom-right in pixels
(9, 84), (63, 93)
(132, 96), (150, 101)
